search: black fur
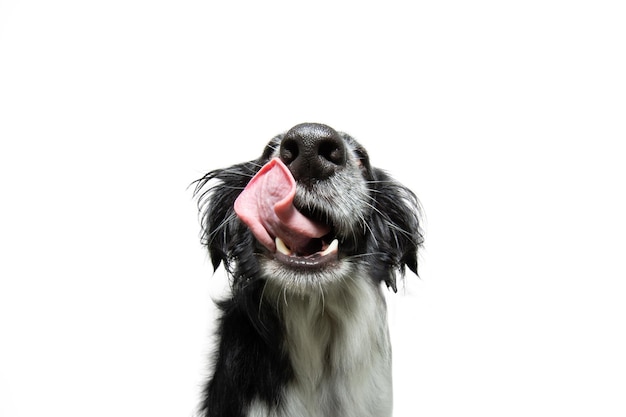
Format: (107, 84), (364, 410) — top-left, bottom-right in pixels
(193, 127), (423, 417)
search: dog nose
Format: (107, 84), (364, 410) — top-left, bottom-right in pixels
(279, 123), (347, 182)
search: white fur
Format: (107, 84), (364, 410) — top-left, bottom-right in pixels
(249, 267), (393, 417)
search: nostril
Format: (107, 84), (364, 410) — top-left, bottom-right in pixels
(318, 138), (346, 166)
(280, 138), (299, 164)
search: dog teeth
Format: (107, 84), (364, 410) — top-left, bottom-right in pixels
(275, 237), (292, 255)
(275, 237), (338, 258)
(321, 239), (339, 256)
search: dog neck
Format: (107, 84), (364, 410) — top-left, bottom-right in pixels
(254, 272), (394, 417)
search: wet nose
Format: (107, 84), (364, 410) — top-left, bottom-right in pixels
(279, 123), (347, 182)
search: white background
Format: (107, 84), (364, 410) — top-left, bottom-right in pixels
(1, 1), (625, 416)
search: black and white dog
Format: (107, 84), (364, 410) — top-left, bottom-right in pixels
(194, 123), (423, 417)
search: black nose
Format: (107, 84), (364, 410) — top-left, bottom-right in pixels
(279, 123), (347, 182)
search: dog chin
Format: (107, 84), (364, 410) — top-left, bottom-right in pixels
(259, 254), (356, 296)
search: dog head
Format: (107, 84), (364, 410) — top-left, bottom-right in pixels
(194, 123), (423, 295)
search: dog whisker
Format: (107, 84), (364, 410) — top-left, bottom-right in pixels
(203, 212), (237, 244)
(317, 280), (326, 317)
(282, 285), (289, 308)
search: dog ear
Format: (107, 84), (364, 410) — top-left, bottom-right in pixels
(368, 168), (424, 291)
(193, 161), (261, 272)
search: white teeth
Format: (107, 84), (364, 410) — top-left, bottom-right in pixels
(275, 237), (292, 255)
(275, 237), (339, 257)
(321, 239), (339, 256)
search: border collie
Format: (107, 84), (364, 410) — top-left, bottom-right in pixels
(193, 123), (423, 417)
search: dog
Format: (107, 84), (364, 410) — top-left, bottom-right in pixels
(193, 123), (423, 417)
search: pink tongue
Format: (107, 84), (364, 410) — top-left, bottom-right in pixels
(234, 158), (330, 252)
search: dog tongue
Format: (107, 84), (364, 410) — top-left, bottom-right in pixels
(234, 158), (330, 253)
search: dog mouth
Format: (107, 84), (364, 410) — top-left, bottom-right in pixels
(274, 234), (339, 268)
(234, 158), (340, 269)
(274, 205), (340, 269)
